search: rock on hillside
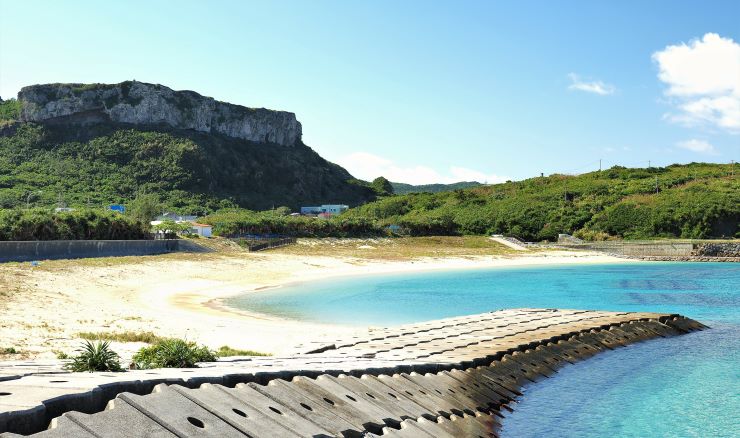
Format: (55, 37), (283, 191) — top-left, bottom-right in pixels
(18, 81), (301, 147)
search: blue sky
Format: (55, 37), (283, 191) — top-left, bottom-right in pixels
(1, 0), (738, 183)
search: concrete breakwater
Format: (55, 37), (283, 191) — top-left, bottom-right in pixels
(0, 239), (208, 263)
(0, 309), (704, 436)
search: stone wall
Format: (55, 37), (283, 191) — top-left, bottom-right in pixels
(693, 242), (740, 258)
(18, 81), (302, 146)
(0, 239), (208, 263)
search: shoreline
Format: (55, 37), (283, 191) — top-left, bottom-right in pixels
(0, 248), (631, 360)
(205, 251), (633, 319)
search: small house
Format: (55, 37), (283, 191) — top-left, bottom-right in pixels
(190, 223), (213, 238)
(300, 204), (349, 216)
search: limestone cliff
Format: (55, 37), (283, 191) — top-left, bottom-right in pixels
(18, 81), (302, 147)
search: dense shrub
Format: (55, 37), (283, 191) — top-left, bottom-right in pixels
(0, 99), (20, 122)
(132, 339), (217, 369)
(202, 209), (385, 237)
(0, 208), (149, 240)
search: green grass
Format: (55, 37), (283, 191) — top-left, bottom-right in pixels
(77, 331), (164, 343)
(274, 236), (513, 261)
(216, 345), (270, 357)
(53, 350), (70, 359)
(0, 347), (19, 355)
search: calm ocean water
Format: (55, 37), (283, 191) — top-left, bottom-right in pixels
(227, 262), (739, 437)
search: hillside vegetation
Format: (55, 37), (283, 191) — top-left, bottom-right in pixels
(0, 117), (375, 214)
(203, 163), (738, 240)
(347, 163), (738, 240)
(391, 181), (481, 195)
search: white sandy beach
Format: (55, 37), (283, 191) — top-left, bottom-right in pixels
(0, 242), (626, 360)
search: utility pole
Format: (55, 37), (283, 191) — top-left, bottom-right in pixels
(599, 159), (602, 172)
(648, 160), (651, 168)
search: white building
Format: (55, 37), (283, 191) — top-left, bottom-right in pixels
(150, 215), (212, 238)
(190, 223), (213, 238)
(300, 204), (349, 216)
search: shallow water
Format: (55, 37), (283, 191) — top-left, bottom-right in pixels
(227, 262), (739, 437)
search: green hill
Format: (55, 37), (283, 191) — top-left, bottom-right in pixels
(0, 98), (375, 215)
(344, 163), (739, 240)
(199, 163), (737, 241)
(391, 181), (481, 195)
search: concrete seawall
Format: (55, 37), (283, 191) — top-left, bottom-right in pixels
(0, 309), (705, 436)
(561, 241), (740, 260)
(566, 241), (695, 257)
(0, 239), (208, 263)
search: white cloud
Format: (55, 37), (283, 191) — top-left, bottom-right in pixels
(653, 33), (740, 132)
(567, 73), (616, 95)
(334, 152), (509, 185)
(676, 139), (717, 154)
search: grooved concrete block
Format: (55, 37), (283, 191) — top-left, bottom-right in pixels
(288, 376), (392, 434)
(230, 383), (335, 436)
(116, 386), (247, 436)
(51, 400), (177, 438)
(169, 384), (304, 437)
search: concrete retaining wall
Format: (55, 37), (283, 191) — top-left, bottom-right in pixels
(564, 241), (695, 257)
(0, 239), (208, 263)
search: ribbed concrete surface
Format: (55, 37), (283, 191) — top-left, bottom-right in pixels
(0, 309), (705, 436)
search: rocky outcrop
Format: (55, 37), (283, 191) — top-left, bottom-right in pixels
(18, 81), (302, 146)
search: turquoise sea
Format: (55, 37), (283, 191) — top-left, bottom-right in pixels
(227, 262), (740, 437)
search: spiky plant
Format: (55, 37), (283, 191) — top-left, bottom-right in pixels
(65, 340), (123, 372)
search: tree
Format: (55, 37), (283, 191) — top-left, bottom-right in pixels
(371, 176), (394, 196)
(275, 206), (292, 216)
(128, 193), (161, 222)
(152, 220), (191, 239)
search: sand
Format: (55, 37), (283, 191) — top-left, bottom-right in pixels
(0, 243), (625, 361)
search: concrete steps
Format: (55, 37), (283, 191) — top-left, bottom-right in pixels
(489, 236), (528, 251)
